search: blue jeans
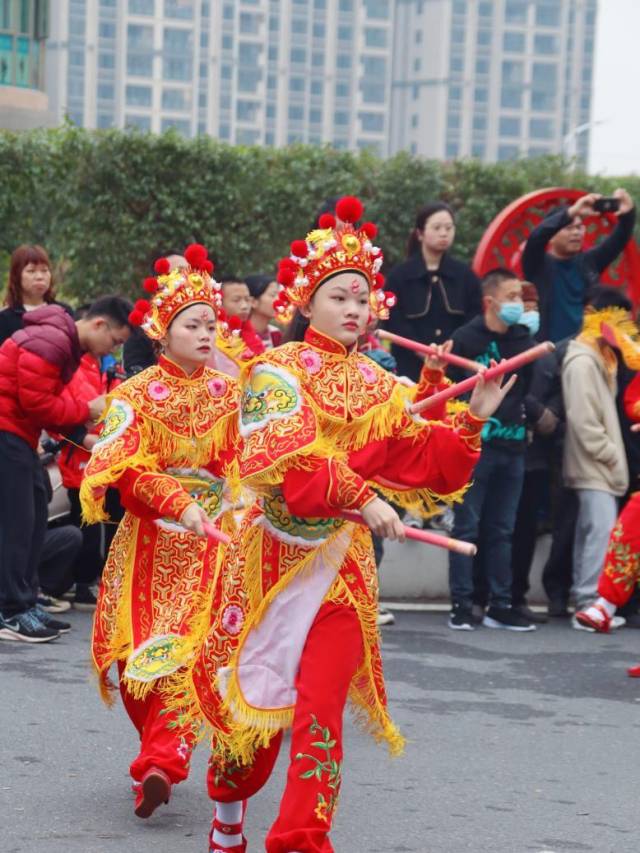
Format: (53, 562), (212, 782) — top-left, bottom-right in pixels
(449, 445), (525, 610)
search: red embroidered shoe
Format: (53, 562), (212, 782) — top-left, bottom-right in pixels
(574, 604), (611, 633)
(628, 663), (640, 677)
(134, 767), (172, 819)
(208, 817), (247, 853)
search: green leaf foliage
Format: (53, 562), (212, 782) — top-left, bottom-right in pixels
(0, 126), (637, 304)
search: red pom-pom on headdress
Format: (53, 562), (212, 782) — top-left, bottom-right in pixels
(362, 222), (378, 240)
(279, 257), (297, 272)
(143, 276), (159, 293)
(154, 257), (171, 275)
(277, 267), (297, 286)
(203, 259), (214, 274)
(129, 310), (144, 327)
(375, 273), (385, 290)
(184, 243), (208, 270)
(134, 299), (151, 314)
(318, 213), (336, 229)
(335, 196), (364, 224)
(228, 315), (243, 331)
(290, 239), (309, 259)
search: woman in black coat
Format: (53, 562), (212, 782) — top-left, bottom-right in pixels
(384, 202), (482, 381)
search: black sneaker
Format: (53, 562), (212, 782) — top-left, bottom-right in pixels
(512, 604), (548, 624)
(547, 599), (570, 618)
(36, 593), (71, 614)
(483, 606), (536, 632)
(73, 584), (98, 611)
(448, 603), (475, 631)
(0, 609), (60, 643)
(35, 606), (71, 634)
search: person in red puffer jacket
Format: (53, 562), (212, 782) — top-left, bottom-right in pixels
(0, 296), (132, 644)
(57, 349), (124, 610)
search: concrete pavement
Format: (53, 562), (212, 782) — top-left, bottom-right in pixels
(1, 607), (639, 853)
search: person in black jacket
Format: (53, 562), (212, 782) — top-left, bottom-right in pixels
(384, 202), (482, 381)
(448, 268), (538, 632)
(522, 188), (635, 343)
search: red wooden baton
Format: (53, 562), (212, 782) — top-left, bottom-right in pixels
(377, 329), (483, 373)
(338, 510), (477, 556)
(409, 341), (555, 415)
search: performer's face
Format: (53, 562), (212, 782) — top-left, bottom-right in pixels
(303, 272), (370, 347)
(163, 303), (216, 371)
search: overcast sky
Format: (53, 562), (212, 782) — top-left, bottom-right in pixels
(589, 0), (640, 175)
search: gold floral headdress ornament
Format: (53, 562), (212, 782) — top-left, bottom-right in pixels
(274, 195), (397, 321)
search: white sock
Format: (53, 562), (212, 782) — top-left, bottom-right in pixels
(595, 597), (617, 617)
(212, 800), (243, 847)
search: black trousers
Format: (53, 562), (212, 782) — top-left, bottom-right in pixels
(39, 525), (83, 597)
(511, 469), (549, 607)
(541, 485), (578, 607)
(0, 431), (48, 616)
(67, 487), (124, 585)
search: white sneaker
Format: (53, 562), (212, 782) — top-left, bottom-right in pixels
(36, 593), (72, 614)
(404, 513), (422, 529)
(377, 607), (395, 626)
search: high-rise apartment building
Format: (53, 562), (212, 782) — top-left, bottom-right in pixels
(46, 0), (393, 155)
(0, 0), (55, 129)
(44, 0), (598, 164)
(390, 0), (597, 162)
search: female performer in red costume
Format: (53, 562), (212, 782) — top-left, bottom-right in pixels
(81, 245), (240, 818)
(168, 198), (516, 853)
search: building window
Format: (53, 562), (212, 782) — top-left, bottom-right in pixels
(531, 62), (557, 110)
(505, 1), (527, 25)
(96, 80), (116, 101)
(98, 52), (114, 70)
(365, 27), (387, 48)
(311, 80), (323, 95)
(162, 88), (189, 110)
(499, 116), (520, 136)
(503, 31), (525, 52)
(477, 29), (491, 46)
(164, 0), (194, 19)
(128, 55), (153, 76)
(290, 47), (306, 64)
(363, 0), (389, 19)
(473, 114), (487, 131)
(238, 128), (260, 145)
(313, 22), (325, 38)
(447, 112), (461, 130)
(411, 114), (418, 128)
(126, 114), (151, 130)
(290, 76), (305, 92)
(361, 82), (384, 103)
(337, 54), (352, 69)
(128, 23), (153, 49)
(446, 142), (459, 159)
(238, 67), (262, 88)
(126, 84), (152, 106)
(360, 111), (384, 132)
(338, 25), (352, 40)
(472, 142), (486, 158)
(161, 117), (191, 134)
(309, 108), (322, 124)
(292, 17), (306, 34)
(240, 12), (260, 33)
(476, 57), (489, 74)
(449, 85), (462, 102)
(97, 113), (115, 129)
(239, 42), (261, 64)
(334, 110), (349, 125)
(474, 87), (488, 104)
(534, 33), (559, 54)
(529, 117), (554, 139)
(335, 81), (349, 97)
(129, 0), (154, 13)
(362, 55), (385, 77)
(237, 99), (259, 121)
(451, 26), (465, 45)
(163, 57), (192, 81)
(528, 145), (552, 157)
(289, 104), (304, 121)
(450, 55), (464, 73)
(535, 2), (561, 27)
(99, 22), (116, 38)
(501, 59), (523, 108)
(497, 144), (519, 160)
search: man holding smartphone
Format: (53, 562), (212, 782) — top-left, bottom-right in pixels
(522, 188), (635, 343)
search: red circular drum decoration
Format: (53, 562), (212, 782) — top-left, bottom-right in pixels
(472, 187), (640, 307)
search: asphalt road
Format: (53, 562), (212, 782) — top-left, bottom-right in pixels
(1, 608), (639, 853)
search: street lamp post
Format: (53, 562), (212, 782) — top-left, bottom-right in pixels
(562, 119), (606, 160)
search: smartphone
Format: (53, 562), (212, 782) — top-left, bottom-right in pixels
(593, 197), (621, 214)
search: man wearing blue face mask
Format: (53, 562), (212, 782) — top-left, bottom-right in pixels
(446, 268), (541, 632)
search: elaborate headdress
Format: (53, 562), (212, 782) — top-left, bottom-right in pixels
(580, 306), (640, 370)
(274, 195), (397, 321)
(129, 244), (222, 340)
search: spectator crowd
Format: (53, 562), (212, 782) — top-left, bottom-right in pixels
(0, 187), (638, 643)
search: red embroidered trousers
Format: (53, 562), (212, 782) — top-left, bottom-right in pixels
(117, 661), (196, 785)
(207, 602), (364, 853)
(598, 493), (640, 607)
